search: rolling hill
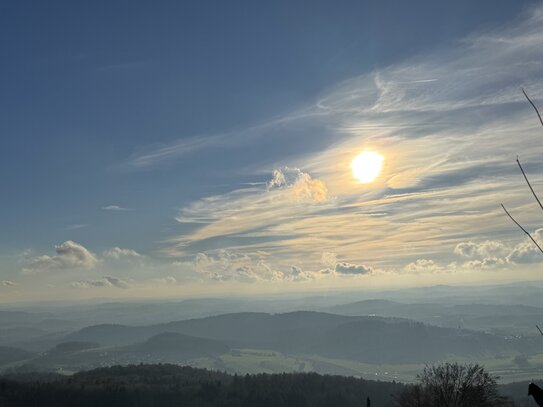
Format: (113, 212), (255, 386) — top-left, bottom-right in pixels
(64, 311), (542, 364)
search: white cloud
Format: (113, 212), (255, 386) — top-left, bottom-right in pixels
(65, 224), (88, 230)
(179, 250), (276, 282)
(408, 231), (543, 274)
(102, 205), (129, 211)
(125, 135), (226, 169)
(1, 280), (16, 287)
(267, 166), (328, 202)
(454, 240), (510, 259)
(463, 258), (506, 269)
(507, 243), (542, 264)
(267, 168), (291, 189)
(453, 231), (543, 267)
(23, 241), (98, 273)
(506, 229), (543, 264)
(404, 259), (443, 274)
(173, 250), (315, 283)
(103, 247), (143, 259)
(286, 265), (315, 281)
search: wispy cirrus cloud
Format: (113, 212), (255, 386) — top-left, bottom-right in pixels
(70, 276), (131, 289)
(65, 224), (89, 230)
(122, 104), (323, 171)
(126, 136), (225, 169)
(168, 167), (333, 258)
(102, 205), (130, 211)
(158, 5), (543, 283)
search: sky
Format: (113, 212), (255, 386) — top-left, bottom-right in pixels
(2, 0), (543, 302)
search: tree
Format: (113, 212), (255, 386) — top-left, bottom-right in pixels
(393, 362), (512, 407)
(501, 90), (543, 256)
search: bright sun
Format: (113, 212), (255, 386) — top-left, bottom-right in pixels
(351, 151), (384, 183)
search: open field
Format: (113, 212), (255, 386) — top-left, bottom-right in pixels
(187, 348), (543, 384)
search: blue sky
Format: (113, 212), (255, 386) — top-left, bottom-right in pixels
(2, 0), (543, 301)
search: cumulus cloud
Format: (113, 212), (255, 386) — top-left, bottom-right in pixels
(453, 232), (543, 267)
(267, 168), (293, 189)
(71, 276), (130, 289)
(175, 250), (314, 282)
(334, 262), (373, 275)
(291, 173), (328, 202)
(463, 257), (506, 269)
(1, 280), (16, 287)
(183, 250), (277, 282)
(228, 266), (261, 283)
(286, 265), (315, 281)
(23, 241), (98, 273)
(103, 247), (143, 259)
(268, 167), (328, 202)
(507, 243), (541, 264)
(454, 242), (478, 258)
(405, 256), (510, 273)
(454, 240), (509, 259)
(404, 259), (445, 274)
(506, 229), (543, 264)
(450, 240), (509, 270)
(319, 253), (376, 277)
(175, 248), (376, 282)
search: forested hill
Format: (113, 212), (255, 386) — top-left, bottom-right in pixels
(0, 363), (405, 407)
(64, 311), (539, 364)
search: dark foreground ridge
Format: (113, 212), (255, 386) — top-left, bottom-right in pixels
(0, 363), (404, 407)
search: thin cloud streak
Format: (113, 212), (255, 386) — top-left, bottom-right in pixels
(102, 205), (130, 211)
(123, 107), (323, 170)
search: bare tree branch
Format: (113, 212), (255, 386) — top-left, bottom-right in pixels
(501, 203), (543, 254)
(517, 156), (543, 213)
(522, 88), (543, 128)
(536, 325), (543, 337)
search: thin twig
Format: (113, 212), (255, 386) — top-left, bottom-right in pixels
(537, 325), (543, 336)
(522, 88), (543, 127)
(501, 203), (543, 254)
(517, 156), (543, 213)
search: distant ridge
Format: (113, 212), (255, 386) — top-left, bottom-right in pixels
(64, 311), (542, 363)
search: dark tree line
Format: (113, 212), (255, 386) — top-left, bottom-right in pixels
(0, 363), (405, 407)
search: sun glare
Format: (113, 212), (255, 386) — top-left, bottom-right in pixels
(351, 151), (384, 183)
